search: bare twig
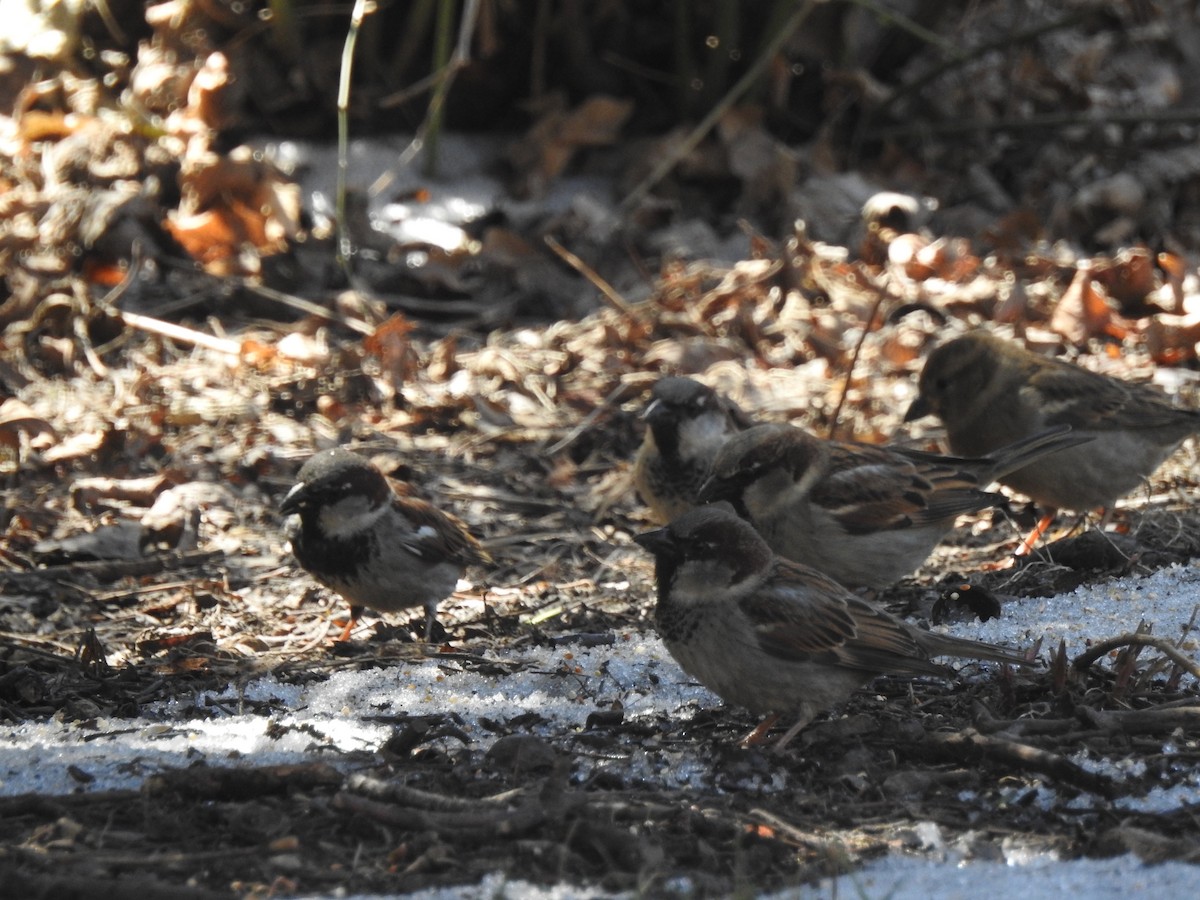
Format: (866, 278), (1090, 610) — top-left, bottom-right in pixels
(543, 235), (643, 322)
(334, 775), (576, 838)
(0, 549), (225, 585)
(370, 0), (482, 190)
(1072, 633), (1200, 681)
(923, 727), (1115, 797)
(1080, 705), (1200, 735)
(117, 311), (243, 356)
(874, 9), (1091, 116)
(347, 774), (526, 810)
(841, 0), (955, 52)
(619, 0), (820, 210)
(544, 380), (633, 456)
(826, 280), (889, 440)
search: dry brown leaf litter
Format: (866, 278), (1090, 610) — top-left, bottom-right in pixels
(3, 226), (1200, 895)
(6, 3), (1200, 894)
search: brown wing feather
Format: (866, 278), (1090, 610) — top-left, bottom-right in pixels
(738, 559), (946, 675)
(392, 492), (491, 566)
(1027, 363), (1200, 432)
(810, 443), (994, 534)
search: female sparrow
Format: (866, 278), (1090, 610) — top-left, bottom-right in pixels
(635, 505), (1029, 748)
(281, 448), (490, 640)
(633, 376), (755, 523)
(905, 332), (1200, 511)
(697, 421), (1087, 588)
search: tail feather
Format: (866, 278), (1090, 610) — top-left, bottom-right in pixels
(981, 425), (1093, 482)
(920, 631), (1034, 667)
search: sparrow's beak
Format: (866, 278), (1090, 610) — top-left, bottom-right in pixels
(695, 472), (730, 503)
(633, 526), (675, 556)
(903, 394), (932, 422)
(697, 481), (747, 519)
(641, 398), (666, 424)
(279, 481), (309, 516)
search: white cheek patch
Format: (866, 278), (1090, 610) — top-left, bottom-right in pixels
(677, 412), (732, 461)
(670, 559), (738, 604)
(320, 494), (384, 538)
(415, 525), (438, 541)
(744, 468), (796, 521)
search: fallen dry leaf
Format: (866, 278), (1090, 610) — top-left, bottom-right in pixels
(1091, 246), (1158, 311)
(0, 397), (59, 450)
(1050, 264), (1127, 344)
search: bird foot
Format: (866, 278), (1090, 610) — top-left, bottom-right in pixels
(335, 606), (364, 642)
(1013, 512), (1058, 557)
(739, 714), (781, 748)
(771, 715), (814, 754)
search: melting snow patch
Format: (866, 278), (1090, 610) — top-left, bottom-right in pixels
(801, 853), (1200, 900)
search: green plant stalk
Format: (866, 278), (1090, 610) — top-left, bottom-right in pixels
(390, 0), (436, 91)
(337, 0), (375, 272)
(424, 0), (456, 178)
(621, 0), (821, 210)
(267, 0), (302, 61)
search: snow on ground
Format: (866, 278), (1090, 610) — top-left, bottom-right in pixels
(324, 854), (1200, 900)
(3, 564), (1200, 895)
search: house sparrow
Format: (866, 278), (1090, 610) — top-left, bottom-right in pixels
(634, 505), (1029, 748)
(281, 448), (490, 640)
(697, 421), (1087, 589)
(633, 376), (755, 523)
(905, 332), (1200, 511)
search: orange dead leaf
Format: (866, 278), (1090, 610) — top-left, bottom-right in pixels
(165, 196), (283, 275)
(1143, 313), (1200, 364)
(887, 233), (931, 279)
(239, 339), (279, 368)
(391, 187), (431, 203)
(877, 328), (925, 367)
(16, 109), (75, 142)
(1091, 247), (1157, 310)
(139, 631), (216, 655)
(508, 94), (633, 195)
(1157, 250), (1187, 314)
(745, 824), (777, 839)
(939, 238), (981, 282)
(164, 207), (239, 266)
(82, 258), (129, 288)
(1049, 265), (1125, 344)
(153, 656), (215, 674)
(364, 313), (419, 386)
